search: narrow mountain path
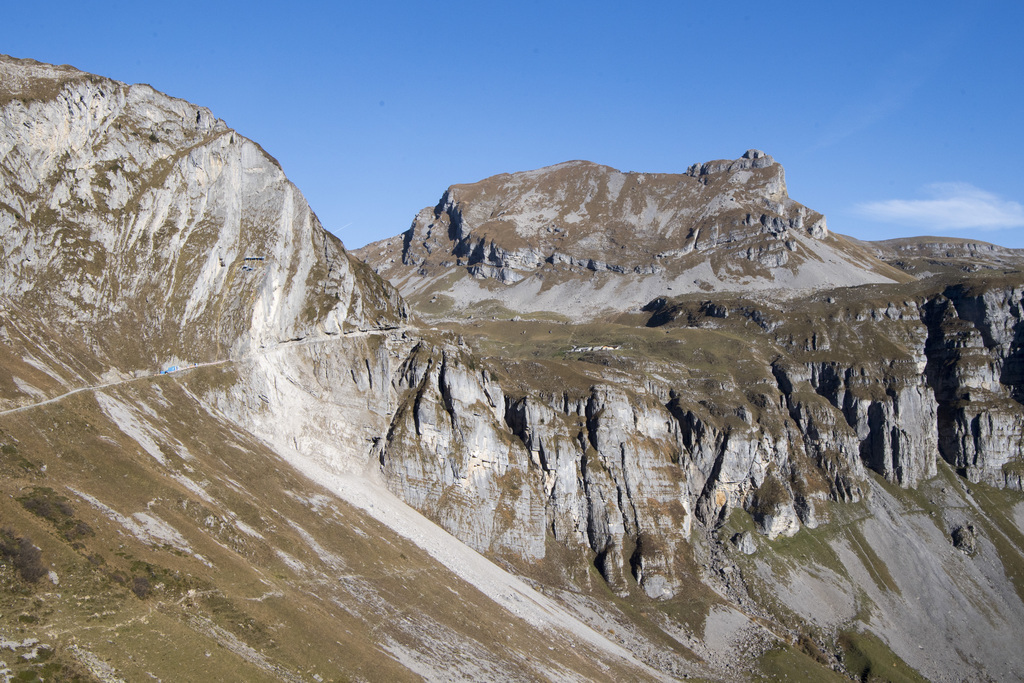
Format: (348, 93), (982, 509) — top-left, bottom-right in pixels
(0, 325), (405, 418)
(0, 359), (230, 417)
(0, 325), (679, 677)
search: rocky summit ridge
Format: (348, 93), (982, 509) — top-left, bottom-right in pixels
(356, 151), (912, 319)
(2, 55), (1024, 682)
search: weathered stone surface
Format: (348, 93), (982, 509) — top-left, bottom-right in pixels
(377, 343), (547, 560)
(924, 285), (1024, 489)
(0, 56), (404, 376)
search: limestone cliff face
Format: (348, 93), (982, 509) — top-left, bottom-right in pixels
(371, 278), (1023, 599)
(772, 357), (939, 490)
(0, 55), (407, 475)
(372, 336), (853, 595)
(375, 342), (548, 558)
(372, 325), (923, 596)
(377, 345), (694, 598)
(657, 287), (1023, 495)
(924, 282), (1024, 488)
(0, 55), (403, 380)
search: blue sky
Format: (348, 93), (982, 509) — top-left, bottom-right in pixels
(7, 1), (1024, 248)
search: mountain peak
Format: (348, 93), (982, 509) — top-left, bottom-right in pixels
(686, 148), (776, 176)
(356, 151), (908, 319)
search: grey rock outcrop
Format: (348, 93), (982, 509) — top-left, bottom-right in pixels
(378, 343), (547, 560)
(924, 283), (1024, 489)
(379, 353), (695, 598)
(731, 531), (757, 555)
(951, 523), (979, 555)
(772, 358), (939, 489)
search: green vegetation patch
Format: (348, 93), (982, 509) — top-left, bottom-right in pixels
(757, 643), (847, 682)
(837, 629), (927, 683)
(1003, 458), (1024, 478)
(723, 502), (899, 623)
(413, 292), (457, 317)
(654, 540), (728, 639)
(181, 363), (240, 395)
(0, 642), (93, 682)
(1, 441), (40, 474)
(0, 60), (88, 106)
(750, 471), (790, 515)
(463, 298), (522, 320)
(845, 520), (900, 595)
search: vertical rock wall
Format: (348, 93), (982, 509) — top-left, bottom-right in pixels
(373, 283), (1024, 599)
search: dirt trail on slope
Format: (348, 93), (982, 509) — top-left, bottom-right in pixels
(0, 329), (671, 677)
(0, 326), (402, 418)
(0, 360), (230, 417)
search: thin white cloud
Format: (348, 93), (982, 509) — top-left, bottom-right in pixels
(857, 183), (1024, 230)
(813, 90), (910, 151)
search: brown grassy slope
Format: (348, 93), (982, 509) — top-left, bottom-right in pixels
(0, 364), (657, 682)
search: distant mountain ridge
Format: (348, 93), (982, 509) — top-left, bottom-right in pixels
(868, 235), (1024, 276)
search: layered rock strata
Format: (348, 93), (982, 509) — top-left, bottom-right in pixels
(372, 278), (1023, 598)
